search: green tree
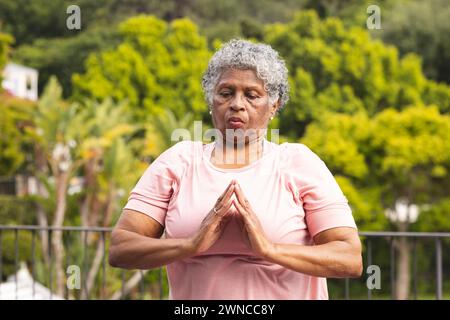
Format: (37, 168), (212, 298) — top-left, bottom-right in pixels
(0, 95), (35, 176)
(300, 111), (387, 232)
(72, 15), (211, 121)
(142, 109), (199, 159)
(0, 32), (33, 176)
(75, 98), (135, 228)
(0, 31), (13, 83)
(264, 10), (450, 138)
(414, 199), (450, 232)
(0, 0), (115, 45)
(24, 76), (86, 295)
(376, 0), (450, 84)
(24, 78), (142, 298)
(370, 105), (450, 300)
(82, 137), (142, 299)
(13, 26), (121, 97)
(301, 105), (450, 299)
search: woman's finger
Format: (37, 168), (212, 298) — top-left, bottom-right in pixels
(216, 179), (235, 202)
(211, 191), (233, 217)
(216, 195), (234, 218)
(215, 181), (235, 210)
(214, 197), (235, 231)
(233, 196), (250, 221)
(237, 216), (250, 247)
(234, 182), (250, 209)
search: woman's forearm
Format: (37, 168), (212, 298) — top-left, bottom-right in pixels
(109, 228), (194, 270)
(264, 240), (363, 278)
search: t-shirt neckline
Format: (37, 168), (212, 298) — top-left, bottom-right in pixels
(202, 138), (277, 173)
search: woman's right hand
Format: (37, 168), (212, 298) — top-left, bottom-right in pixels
(188, 179), (236, 255)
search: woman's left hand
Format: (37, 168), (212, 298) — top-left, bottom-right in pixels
(233, 182), (275, 259)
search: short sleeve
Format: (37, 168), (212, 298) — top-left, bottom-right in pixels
(123, 141), (193, 227)
(283, 143), (357, 239)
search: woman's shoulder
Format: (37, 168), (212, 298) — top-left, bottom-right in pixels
(280, 142), (325, 175)
(279, 142), (324, 170)
(149, 140), (200, 178)
(162, 140), (199, 155)
(279, 141), (340, 186)
(153, 140), (199, 165)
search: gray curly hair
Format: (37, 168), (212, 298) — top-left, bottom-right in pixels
(201, 39), (290, 114)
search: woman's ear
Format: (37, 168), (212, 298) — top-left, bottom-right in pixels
(271, 99), (281, 116)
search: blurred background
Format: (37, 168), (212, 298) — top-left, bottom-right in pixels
(0, 0), (450, 300)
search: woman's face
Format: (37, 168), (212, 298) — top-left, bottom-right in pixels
(211, 68), (279, 144)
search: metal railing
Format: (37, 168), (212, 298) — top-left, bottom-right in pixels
(0, 225), (162, 300)
(0, 226), (448, 300)
(355, 231), (449, 300)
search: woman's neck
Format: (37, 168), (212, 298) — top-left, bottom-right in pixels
(211, 135), (265, 167)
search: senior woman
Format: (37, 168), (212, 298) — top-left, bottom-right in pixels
(109, 39), (363, 300)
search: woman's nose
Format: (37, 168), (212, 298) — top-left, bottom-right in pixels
(230, 93), (246, 111)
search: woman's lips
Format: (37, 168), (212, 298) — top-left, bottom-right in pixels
(228, 119), (244, 129)
(228, 120), (244, 129)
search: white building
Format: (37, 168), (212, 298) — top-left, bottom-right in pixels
(0, 262), (64, 300)
(1, 62), (38, 101)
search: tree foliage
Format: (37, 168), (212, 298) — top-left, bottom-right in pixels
(13, 26), (121, 96)
(72, 15), (211, 121)
(0, 95), (35, 175)
(2, 2), (450, 298)
(264, 10), (450, 138)
(0, 0), (114, 45)
(301, 105), (450, 231)
(0, 31), (13, 83)
(377, 0), (450, 84)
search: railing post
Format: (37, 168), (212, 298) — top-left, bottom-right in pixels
(412, 237), (417, 300)
(64, 230), (70, 300)
(102, 231), (106, 300)
(83, 230), (88, 300)
(139, 270), (145, 300)
(121, 269), (125, 299)
(435, 238), (443, 300)
(48, 229), (53, 300)
(344, 278), (349, 300)
(31, 229), (36, 300)
(14, 229), (18, 300)
(390, 237), (396, 300)
(0, 230), (2, 299)
(367, 238), (372, 300)
(159, 267), (163, 299)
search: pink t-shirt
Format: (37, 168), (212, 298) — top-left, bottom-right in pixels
(124, 139), (357, 300)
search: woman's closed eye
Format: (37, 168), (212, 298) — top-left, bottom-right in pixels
(219, 91), (232, 98)
(219, 91), (260, 100)
(246, 92), (259, 100)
